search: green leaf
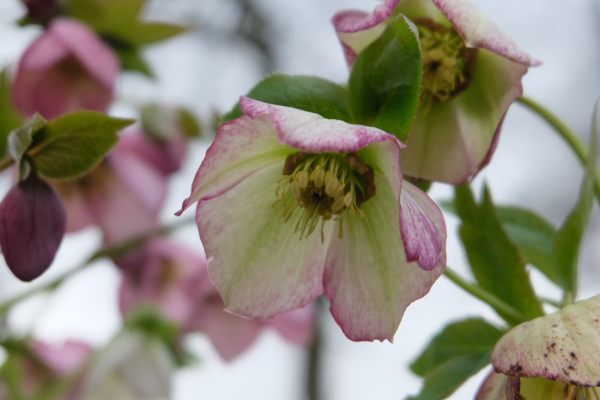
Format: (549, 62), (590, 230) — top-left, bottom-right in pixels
(126, 22), (187, 46)
(553, 105), (597, 295)
(222, 74), (352, 123)
(454, 185), (544, 325)
(409, 319), (505, 399)
(348, 15), (421, 140)
(0, 70), (24, 156)
(66, 0), (144, 36)
(496, 207), (561, 286)
(8, 115), (46, 167)
(112, 44), (154, 77)
(411, 318), (505, 377)
(408, 353), (491, 400)
(27, 111), (134, 180)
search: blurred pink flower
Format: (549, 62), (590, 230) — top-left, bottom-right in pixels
(119, 239), (315, 361)
(12, 18), (119, 119)
(0, 339), (92, 400)
(56, 129), (184, 244)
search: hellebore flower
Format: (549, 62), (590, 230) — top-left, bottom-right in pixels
(119, 239), (315, 361)
(13, 18), (119, 119)
(476, 295), (600, 400)
(0, 173), (66, 281)
(178, 97), (446, 341)
(0, 339), (92, 400)
(332, 0), (540, 183)
(56, 128), (183, 244)
(74, 332), (173, 400)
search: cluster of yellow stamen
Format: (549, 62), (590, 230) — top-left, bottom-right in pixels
(274, 153), (375, 241)
(416, 19), (477, 103)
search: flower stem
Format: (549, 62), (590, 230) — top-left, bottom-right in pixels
(306, 297), (324, 400)
(517, 96), (600, 201)
(0, 216), (195, 315)
(0, 156), (14, 173)
(443, 267), (528, 324)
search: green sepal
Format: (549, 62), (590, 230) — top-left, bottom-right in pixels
(222, 74), (352, 123)
(348, 15), (422, 140)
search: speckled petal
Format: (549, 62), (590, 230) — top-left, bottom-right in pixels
(197, 162), (334, 320)
(475, 371), (520, 400)
(402, 50), (528, 183)
(432, 0), (541, 66)
(240, 97), (399, 154)
(492, 295), (600, 386)
(400, 181), (446, 270)
(322, 142), (444, 341)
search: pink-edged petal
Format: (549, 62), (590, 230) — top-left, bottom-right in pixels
(269, 304), (315, 346)
(198, 161), (333, 320)
(331, 1), (396, 66)
(323, 142), (445, 341)
(31, 340), (92, 376)
(432, 0), (540, 66)
(49, 19), (119, 88)
(177, 114), (290, 215)
(240, 97), (399, 154)
(475, 371), (520, 400)
(400, 181), (446, 270)
(199, 303), (263, 362)
(492, 295), (600, 386)
(402, 50), (528, 183)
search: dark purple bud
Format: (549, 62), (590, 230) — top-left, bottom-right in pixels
(21, 0), (62, 25)
(0, 174), (66, 281)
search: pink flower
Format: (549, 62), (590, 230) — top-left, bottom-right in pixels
(178, 97), (446, 341)
(0, 339), (92, 399)
(56, 129), (182, 244)
(118, 239), (315, 361)
(13, 18), (119, 119)
(333, 0), (539, 183)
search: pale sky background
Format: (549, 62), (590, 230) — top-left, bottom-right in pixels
(0, 0), (599, 399)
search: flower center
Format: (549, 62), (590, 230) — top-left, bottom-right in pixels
(275, 153), (375, 240)
(415, 18), (477, 102)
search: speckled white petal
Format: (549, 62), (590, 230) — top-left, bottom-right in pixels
(402, 50), (528, 183)
(240, 97), (399, 154)
(197, 162), (334, 320)
(432, 0), (540, 66)
(492, 295), (600, 386)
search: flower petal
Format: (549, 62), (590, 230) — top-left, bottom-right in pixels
(269, 304), (315, 346)
(31, 340), (92, 376)
(400, 181), (446, 270)
(432, 0), (541, 66)
(323, 142), (444, 341)
(492, 295), (600, 386)
(475, 371), (520, 400)
(198, 162), (333, 319)
(176, 113), (289, 215)
(240, 97), (399, 154)
(402, 50), (528, 183)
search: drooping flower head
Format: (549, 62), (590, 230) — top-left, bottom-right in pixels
(178, 97), (446, 341)
(118, 239), (315, 361)
(333, 0), (540, 183)
(13, 18), (119, 119)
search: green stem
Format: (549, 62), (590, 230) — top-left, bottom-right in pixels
(517, 96), (600, 201)
(0, 156), (14, 173)
(443, 267), (528, 324)
(0, 216), (195, 315)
